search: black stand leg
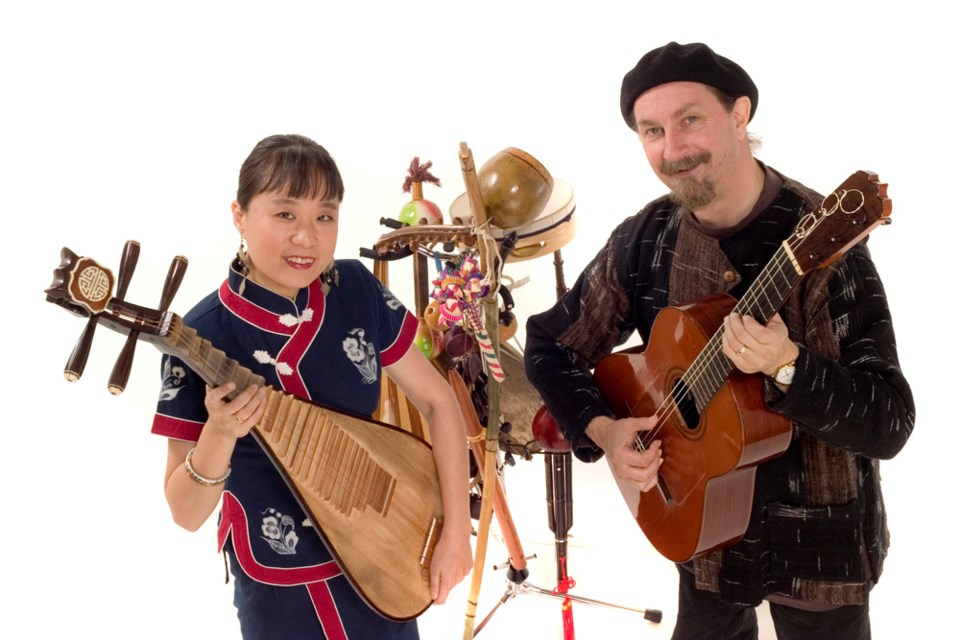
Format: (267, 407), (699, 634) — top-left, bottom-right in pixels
(545, 451), (573, 584)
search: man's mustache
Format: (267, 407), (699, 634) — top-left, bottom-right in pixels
(662, 152), (710, 175)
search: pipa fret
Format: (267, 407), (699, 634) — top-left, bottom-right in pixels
(248, 387), (399, 517)
(290, 409), (315, 476)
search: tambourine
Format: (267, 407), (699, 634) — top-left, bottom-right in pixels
(449, 179), (576, 262)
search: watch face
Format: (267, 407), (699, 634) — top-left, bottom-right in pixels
(776, 365), (795, 385)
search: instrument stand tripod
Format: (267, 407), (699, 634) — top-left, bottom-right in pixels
(469, 244), (660, 635)
(472, 446), (662, 636)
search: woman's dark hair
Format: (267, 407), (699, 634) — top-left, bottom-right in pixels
(236, 134), (345, 210)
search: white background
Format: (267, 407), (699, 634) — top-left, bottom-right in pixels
(2, 2), (953, 638)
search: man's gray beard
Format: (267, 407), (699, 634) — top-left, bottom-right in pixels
(668, 178), (716, 211)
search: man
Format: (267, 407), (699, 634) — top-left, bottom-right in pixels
(523, 42), (914, 639)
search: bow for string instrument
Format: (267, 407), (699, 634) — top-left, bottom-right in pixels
(44, 243), (444, 621)
(592, 170), (892, 563)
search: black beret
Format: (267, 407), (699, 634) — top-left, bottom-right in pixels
(620, 42), (758, 128)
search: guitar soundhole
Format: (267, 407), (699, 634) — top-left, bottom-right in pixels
(670, 378), (700, 431)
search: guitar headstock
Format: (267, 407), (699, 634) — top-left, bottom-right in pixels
(788, 170), (892, 274)
(45, 243), (188, 392)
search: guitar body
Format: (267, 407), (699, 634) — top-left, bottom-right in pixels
(252, 387), (443, 620)
(594, 294), (792, 562)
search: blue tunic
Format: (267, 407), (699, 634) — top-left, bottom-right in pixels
(152, 259), (420, 639)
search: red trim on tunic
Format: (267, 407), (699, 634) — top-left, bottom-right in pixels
(278, 280), (325, 399)
(218, 492), (343, 585)
(152, 413), (203, 442)
(307, 581), (349, 640)
(381, 311), (418, 367)
(219, 280), (297, 335)
(219, 278), (327, 400)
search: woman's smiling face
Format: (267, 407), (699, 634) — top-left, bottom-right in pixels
(232, 187), (340, 298)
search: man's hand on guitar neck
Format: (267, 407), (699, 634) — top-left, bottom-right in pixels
(721, 312), (800, 379)
(586, 415), (662, 492)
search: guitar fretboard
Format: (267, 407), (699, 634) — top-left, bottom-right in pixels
(682, 244), (803, 411)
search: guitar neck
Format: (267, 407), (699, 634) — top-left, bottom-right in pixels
(684, 243), (803, 411)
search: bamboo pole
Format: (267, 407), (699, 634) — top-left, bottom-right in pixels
(457, 141), (504, 640)
(447, 370), (527, 571)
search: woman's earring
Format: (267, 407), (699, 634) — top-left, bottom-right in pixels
(237, 237), (249, 296)
(320, 262), (339, 295)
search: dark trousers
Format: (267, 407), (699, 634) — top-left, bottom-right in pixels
(226, 550), (420, 640)
(671, 564), (871, 640)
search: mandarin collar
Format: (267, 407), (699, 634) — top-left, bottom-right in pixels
(226, 258), (310, 316)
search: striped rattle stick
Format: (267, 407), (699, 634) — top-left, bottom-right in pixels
(461, 301), (504, 383)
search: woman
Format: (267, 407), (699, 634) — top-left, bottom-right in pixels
(152, 134), (473, 638)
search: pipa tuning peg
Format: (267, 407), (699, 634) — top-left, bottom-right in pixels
(115, 240), (140, 302)
(108, 333), (137, 395)
(107, 252), (188, 395)
(159, 255), (188, 313)
(64, 317), (97, 382)
(106, 241), (143, 395)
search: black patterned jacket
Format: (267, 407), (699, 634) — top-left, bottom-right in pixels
(523, 165), (915, 606)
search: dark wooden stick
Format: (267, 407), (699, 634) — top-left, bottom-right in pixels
(108, 251), (187, 394)
(64, 317), (97, 382)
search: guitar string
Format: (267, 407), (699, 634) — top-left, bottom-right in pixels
(633, 247), (791, 450)
(630, 244), (797, 452)
(649, 245), (794, 443)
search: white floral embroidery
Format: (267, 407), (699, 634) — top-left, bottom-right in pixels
(260, 507), (299, 555)
(278, 307), (314, 327)
(381, 288), (403, 311)
(253, 350), (294, 376)
(158, 360), (186, 401)
(342, 328), (377, 384)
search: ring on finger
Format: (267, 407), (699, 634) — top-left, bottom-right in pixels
(235, 415), (244, 424)
(736, 345), (746, 355)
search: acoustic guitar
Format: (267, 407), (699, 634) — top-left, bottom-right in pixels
(44, 247), (443, 621)
(592, 170), (892, 563)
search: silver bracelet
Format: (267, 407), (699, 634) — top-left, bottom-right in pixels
(184, 447), (231, 486)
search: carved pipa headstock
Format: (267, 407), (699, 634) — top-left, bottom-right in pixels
(44, 242), (188, 394)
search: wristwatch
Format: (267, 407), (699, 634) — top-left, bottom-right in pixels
(772, 360), (796, 386)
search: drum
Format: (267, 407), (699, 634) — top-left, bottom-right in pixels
(497, 341), (545, 459)
(449, 179), (577, 262)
